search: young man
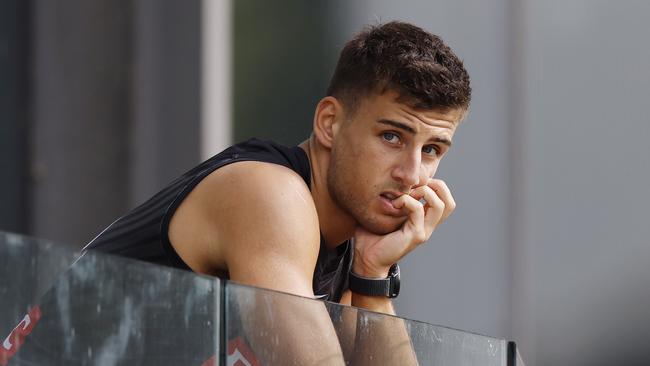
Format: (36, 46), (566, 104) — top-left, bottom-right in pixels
(85, 21), (471, 364)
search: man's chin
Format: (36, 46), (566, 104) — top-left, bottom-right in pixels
(359, 215), (406, 235)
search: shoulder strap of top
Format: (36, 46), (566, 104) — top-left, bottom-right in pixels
(222, 138), (311, 188)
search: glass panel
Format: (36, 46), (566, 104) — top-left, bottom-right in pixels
(0, 232), (78, 333)
(0, 232), (219, 366)
(2, 231), (523, 365)
(225, 281), (509, 365)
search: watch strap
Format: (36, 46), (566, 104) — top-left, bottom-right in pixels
(348, 263), (400, 298)
(349, 272), (392, 296)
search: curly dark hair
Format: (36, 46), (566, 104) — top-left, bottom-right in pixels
(327, 21), (471, 114)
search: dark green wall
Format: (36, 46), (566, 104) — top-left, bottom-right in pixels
(233, 1), (338, 145)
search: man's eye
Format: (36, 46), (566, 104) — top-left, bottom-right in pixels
(382, 132), (399, 143)
(422, 145), (439, 156)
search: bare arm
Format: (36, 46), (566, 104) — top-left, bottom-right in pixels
(209, 162), (345, 365)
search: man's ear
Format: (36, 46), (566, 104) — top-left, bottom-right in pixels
(313, 96), (344, 149)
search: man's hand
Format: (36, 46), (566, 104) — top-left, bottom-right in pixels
(353, 178), (456, 278)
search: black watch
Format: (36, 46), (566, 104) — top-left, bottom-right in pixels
(349, 263), (401, 298)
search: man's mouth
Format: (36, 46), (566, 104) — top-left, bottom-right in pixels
(380, 191), (402, 201)
(379, 192), (407, 216)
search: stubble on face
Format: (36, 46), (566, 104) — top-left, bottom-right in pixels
(326, 124), (407, 235)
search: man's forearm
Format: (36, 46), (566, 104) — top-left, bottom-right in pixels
(350, 293), (419, 366)
(351, 292), (395, 315)
(234, 287), (346, 365)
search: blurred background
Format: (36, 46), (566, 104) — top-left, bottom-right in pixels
(1, 1), (649, 365)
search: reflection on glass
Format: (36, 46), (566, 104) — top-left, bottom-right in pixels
(226, 282), (510, 365)
(516, 348), (526, 366)
(0, 232), (219, 366)
(2, 232), (522, 365)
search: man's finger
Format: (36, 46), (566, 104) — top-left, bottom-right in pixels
(409, 185), (444, 235)
(392, 194), (425, 223)
(391, 194), (427, 243)
(426, 179), (456, 223)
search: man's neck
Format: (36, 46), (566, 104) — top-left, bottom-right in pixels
(299, 137), (356, 250)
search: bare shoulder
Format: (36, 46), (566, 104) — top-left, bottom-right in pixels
(169, 161), (320, 296)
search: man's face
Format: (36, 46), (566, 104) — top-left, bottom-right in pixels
(327, 91), (464, 234)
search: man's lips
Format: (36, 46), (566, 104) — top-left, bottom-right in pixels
(380, 191), (399, 200)
(380, 190), (408, 201)
(379, 191), (408, 216)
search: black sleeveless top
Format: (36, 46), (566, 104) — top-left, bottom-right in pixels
(84, 138), (352, 302)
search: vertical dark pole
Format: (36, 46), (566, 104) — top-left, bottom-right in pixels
(130, 0), (202, 206)
(219, 281), (227, 365)
(29, 0), (133, 247)
(27, 0), (202, 248)
(0, 0), (31, 234)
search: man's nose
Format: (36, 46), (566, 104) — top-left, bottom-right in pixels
(392, 151), (421, 188)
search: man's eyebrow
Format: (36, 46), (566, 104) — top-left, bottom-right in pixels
(377, 119), (452, 146)
(378, 119), (416, 134)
